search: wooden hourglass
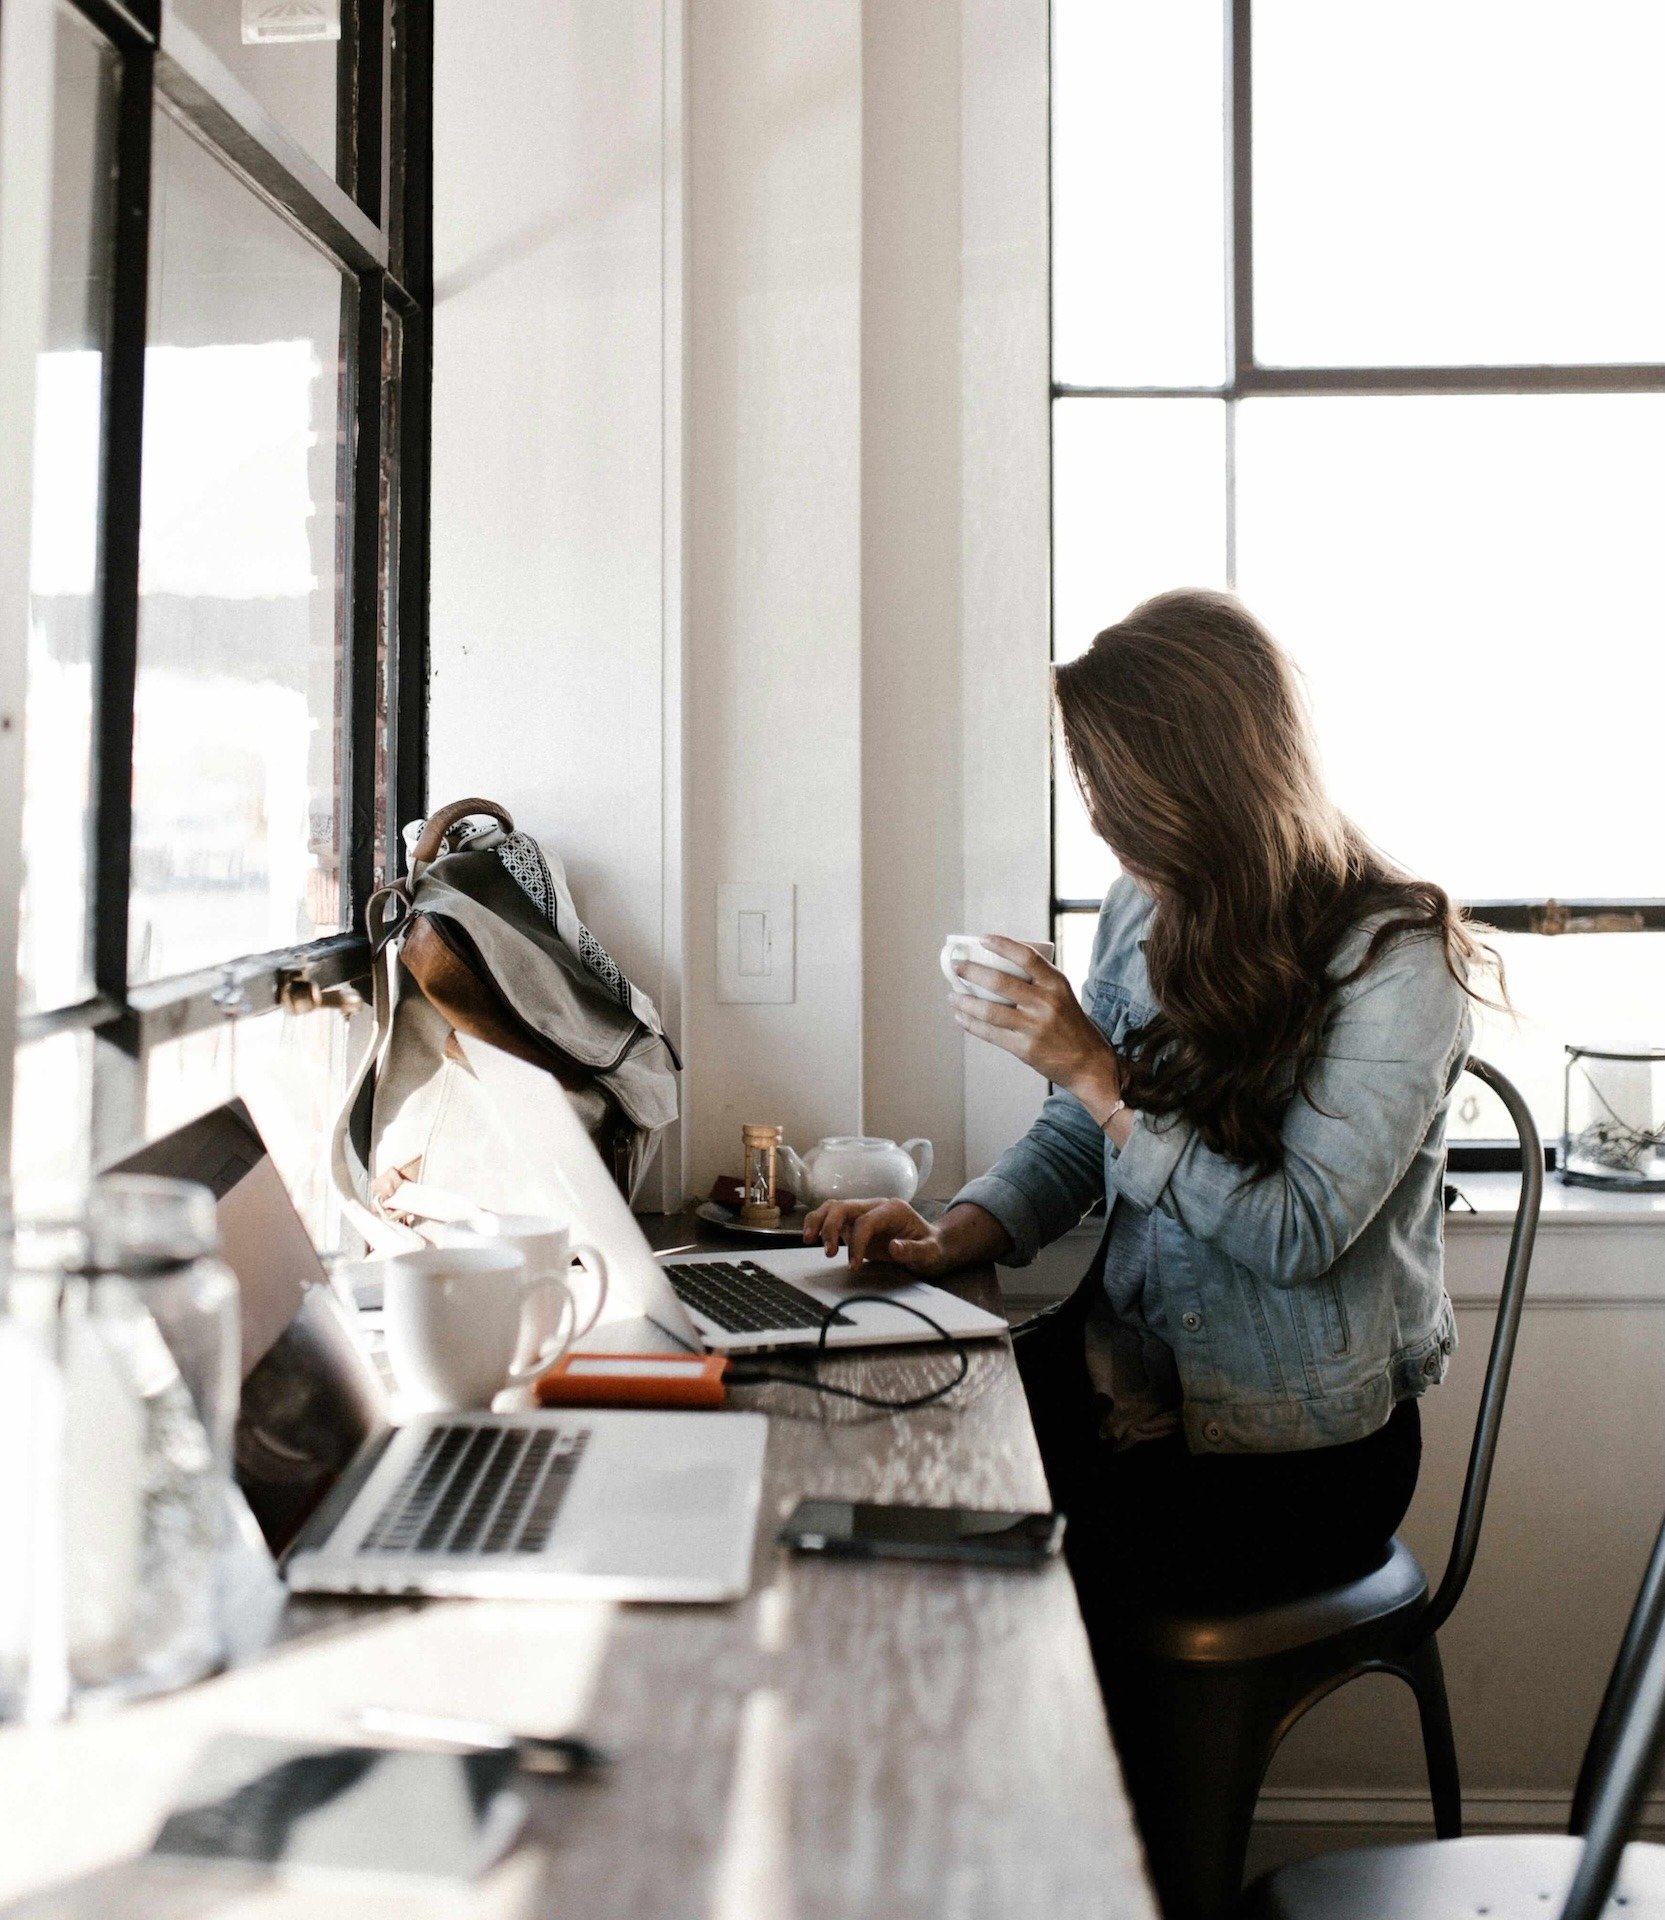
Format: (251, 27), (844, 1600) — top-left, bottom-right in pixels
(740, 1123), (783, 1227)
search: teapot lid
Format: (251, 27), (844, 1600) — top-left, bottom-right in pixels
(816, 1134), (895, 1148)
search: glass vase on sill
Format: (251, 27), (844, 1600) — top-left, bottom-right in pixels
(1561, 1045), (1665, 1192)
(0, 1176), (239, 1722)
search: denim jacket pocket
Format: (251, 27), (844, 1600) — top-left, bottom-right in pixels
(1318, 1276), (1351, 1357)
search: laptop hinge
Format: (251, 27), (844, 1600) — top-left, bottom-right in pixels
(280, 1427), (397, 1568)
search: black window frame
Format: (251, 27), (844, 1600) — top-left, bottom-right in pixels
(17, 0), (432, 1157)
(1049, 0), (1665, 1164)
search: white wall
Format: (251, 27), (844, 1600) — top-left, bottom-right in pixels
(429, 0), (684, 1201)
(956, 0), (1053, 1179)
(855, 0), (1055, 1199)
(859, 1), (966, 1194)
(683, 0), (865, 1197)
(679, 0), (1051, 1198)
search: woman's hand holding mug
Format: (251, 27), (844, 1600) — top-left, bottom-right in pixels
(949, 935), (1130, 1136)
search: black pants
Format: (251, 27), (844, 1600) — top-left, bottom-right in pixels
(1015, 1298), (1422, 1621)
(1017, 1299), (1422, 1916)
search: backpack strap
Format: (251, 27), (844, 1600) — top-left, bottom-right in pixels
(329, 884), (425, 1255)
(492, 828), (679, 1063)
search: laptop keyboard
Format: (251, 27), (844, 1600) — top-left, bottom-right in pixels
(665, 1260), (854, 1336)
(360, 1422), (590, 1558)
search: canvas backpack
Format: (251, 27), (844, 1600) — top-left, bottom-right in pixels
(330, 798), (679, 1252)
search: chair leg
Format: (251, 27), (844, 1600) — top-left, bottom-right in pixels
(1111, 1660), (1288, 1920)
(1400, 1634), (1463, 1838)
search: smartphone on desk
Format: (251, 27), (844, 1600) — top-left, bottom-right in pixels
(779, 1498), (1064, 1569)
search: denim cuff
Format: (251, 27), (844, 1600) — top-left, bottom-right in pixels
(1108, 1111), (1191, 1213)
(949, 1171), (1045, 1268)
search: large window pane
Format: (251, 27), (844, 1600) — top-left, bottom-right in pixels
(18, 8), (117, 1016)
(1253, 1), (1665, 368)
(132, 109), (345, 983)
(1052, 398), (1228, 662)
(1234, 394), (1665, 902)
(1052, 0), (1226, 388)
(170, 0), (340, 184)
(1052, 398), (1225, 903)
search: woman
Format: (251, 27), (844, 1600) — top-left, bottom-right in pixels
(804, 587), (1492, 1620)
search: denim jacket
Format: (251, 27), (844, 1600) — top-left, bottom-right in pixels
(954, 878), (1471, 1454)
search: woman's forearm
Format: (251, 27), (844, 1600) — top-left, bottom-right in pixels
(934, 1201), (1014, 1270)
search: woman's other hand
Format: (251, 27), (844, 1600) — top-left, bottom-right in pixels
(951, 935), (1126, 1128)
(802, 1198), (1015, 1277)
(802, 1199), (953, 1277)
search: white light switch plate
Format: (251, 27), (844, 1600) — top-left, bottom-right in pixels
(717, 883), (795, 1004)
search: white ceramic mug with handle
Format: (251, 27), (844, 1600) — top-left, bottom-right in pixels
(940, 935), (1056, 1007)
(383, 1243), (578, 1413)
(442, 1211), (611, 1356)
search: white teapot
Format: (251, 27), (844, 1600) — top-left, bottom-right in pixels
(778, 1135), (934, 1209)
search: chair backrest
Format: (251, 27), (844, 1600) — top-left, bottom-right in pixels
(1558, 1504), (1665, 1920)
(1421, 1057), (1543, 1637)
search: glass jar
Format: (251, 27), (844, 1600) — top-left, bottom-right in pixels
(1562, 1046), (1665, 1190)
(0, 1176), (239, 1719)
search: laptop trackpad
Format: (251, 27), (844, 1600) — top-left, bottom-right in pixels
(551, 1422), (753, 1577)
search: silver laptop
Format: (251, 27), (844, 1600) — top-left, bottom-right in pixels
(453, 1034), (1010, 1358)
(115, 1105), (767, 1603)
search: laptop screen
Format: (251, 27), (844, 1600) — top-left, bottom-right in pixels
(113, 1102), (385, 1552)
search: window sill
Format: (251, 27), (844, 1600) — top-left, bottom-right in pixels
(1446, 1171), (1665, 1233)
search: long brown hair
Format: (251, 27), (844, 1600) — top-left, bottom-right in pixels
(1053, 588), (1495, 1175)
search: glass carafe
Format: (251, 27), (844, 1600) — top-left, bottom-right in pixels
(0, 1176), (239, 1719)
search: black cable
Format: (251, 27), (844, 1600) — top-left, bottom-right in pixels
(726, 1293), (970, 1412)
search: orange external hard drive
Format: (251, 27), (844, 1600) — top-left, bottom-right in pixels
(534, 1350), (731, 1410)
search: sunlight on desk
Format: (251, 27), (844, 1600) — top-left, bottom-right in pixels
(708, 1685), (795, 1920)
(0, 1602), (616, 1914)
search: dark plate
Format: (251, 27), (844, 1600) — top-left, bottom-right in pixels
(693, 1200), (815, 1245)
(693, 1197), (945, 1244)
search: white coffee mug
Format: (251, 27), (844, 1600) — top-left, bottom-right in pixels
(383, 1243), (577, 1413)
(940, 935), (1056, 1006)
(442, 1211), (610, 1354)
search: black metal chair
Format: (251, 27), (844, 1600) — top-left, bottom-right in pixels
(1111, 1057), (1543, 1920)
(1243, 1499), (1665, 1920)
